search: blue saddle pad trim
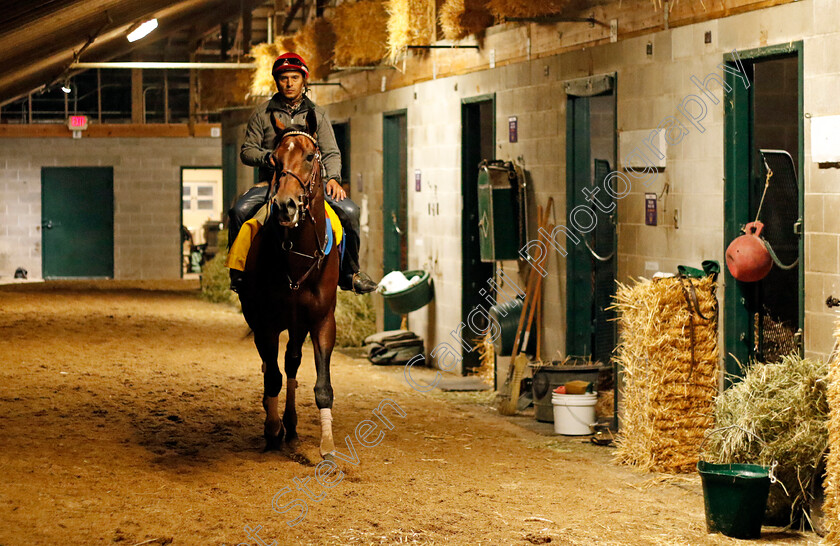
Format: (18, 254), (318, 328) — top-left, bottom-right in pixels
(324, 216), (334, 256)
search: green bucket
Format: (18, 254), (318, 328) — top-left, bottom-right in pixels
(382, 270), (434, 314)
(697, 460), (771, 539)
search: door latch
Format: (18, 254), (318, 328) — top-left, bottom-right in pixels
(793, 328), (804, 349)
(793, 218), (803, 236)
(391, 211), (403, 235)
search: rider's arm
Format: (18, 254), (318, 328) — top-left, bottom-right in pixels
(240, 108), (274, 168)
(316, 109), (342, 184)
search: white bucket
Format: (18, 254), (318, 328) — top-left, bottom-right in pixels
(551, 393), (598, 435)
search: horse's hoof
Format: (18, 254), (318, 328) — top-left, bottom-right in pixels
(284, 431), (300, 447)
(264, 422), (284, 452)
(322, 452), (336, 463)
(263, 435), (283, 452)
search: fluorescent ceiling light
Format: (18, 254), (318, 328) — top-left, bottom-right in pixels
(127, 18), (158, 42)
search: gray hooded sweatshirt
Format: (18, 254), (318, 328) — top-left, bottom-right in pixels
(240, 93), (341, 185)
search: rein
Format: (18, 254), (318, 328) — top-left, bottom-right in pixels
(267, 130), (327, 291)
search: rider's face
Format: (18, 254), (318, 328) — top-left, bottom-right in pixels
(276, 71), (304, 101)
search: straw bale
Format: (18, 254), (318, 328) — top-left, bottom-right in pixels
(199, 69), (253, 110)
(333, 1), (389, 66)
(249, 38), (296, 99)
(704, 353), (829, 525)
(386, 0), (436, 61)
(826, 315), (840, 541)
(294, 17), (336, 81)
(439, 0), (494, 41)
(486, 0), (571, 19)
(613, 276), (720, 474)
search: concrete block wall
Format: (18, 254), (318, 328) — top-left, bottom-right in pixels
(802, 0), (840, 358)
(314, 0), (840, 367)
(0, 137), (221, 279)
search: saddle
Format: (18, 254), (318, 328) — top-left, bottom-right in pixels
(226, 202), (343, 272)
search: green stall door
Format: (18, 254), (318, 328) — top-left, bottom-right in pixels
(41, 167), (114, 278)
(382, 112), (408, 331)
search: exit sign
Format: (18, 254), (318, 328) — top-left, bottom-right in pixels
(67, 115), (88, 131)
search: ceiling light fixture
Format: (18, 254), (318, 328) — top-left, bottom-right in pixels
(126, 18), (158, 42)
(61, 81), (72, 94)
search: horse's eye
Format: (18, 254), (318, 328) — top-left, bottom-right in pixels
(306, 153), (315, 162)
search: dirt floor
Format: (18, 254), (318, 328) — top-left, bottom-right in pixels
(0, 281), (820, 545)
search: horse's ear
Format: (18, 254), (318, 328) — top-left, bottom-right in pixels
(305, 109), (317, 138)
(270, 111), (285, 134)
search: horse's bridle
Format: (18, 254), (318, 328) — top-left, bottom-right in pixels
(267, 130), (322, 216)
(267, 130), (327, 291)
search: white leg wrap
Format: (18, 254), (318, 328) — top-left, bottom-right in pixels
(320, 408), (333, 437)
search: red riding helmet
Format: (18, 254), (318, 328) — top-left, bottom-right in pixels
(272, 52), (309, 79)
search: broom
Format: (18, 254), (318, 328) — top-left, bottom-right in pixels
(498, 198), (553, 415)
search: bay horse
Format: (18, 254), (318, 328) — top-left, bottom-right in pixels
(237, 109), (340, 460)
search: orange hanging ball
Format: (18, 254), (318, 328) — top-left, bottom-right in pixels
(726, 221), (773, 282)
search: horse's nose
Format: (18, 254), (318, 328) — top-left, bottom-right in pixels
(277, 197), (298, 224)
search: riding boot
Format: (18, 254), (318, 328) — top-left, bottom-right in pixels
(327, 196), (379, 295)
(337, 229), (377, 294)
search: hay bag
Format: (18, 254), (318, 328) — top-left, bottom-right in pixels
(613, 276), (719, 474)
(294, 17), (336, 81)
(826, 315), (840, 541)
(334, 0), (389, 66)
(249, 38), (296, 99)
(386, 0), (437, 61)
(439, 0), (494, 41)
(704, 354), (829, 525)
(486, 0), (571, 19)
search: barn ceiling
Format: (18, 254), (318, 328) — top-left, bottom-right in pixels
(0, 0), (283, 107)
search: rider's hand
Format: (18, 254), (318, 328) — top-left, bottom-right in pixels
(326, 179), (346, 201)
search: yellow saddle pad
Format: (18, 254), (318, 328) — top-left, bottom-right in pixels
(226, 202), (343, 272)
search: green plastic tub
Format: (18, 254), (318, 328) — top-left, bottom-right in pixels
(697, 460), (771, 539)
(382, 270), (434, 315)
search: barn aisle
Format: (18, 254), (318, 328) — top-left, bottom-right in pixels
(0, 282), (814, 545)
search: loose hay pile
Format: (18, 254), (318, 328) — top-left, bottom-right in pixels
(473, 330), (495, 385)
(249, 39), (296, 98)
(487, 0), (571, 19)
(334, 0), (390, 66)
(825, 316), (840, 541)
(386, 0), (437, 61)
(334, 291), (376, 347)
(294, 17), (336, 80)
(704, 353), (829, 525)
(439, 0), (494, 40)
(613, 276), (719, 473)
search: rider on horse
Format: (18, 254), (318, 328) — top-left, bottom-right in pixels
(229, 52), (379, 295)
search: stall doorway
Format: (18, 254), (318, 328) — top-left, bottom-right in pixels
(41, 167), (114, 279)
(181, 167), (223, 274)
(724, 44), (804, 382)
(565, 76), (617, 365)
(383, 111), (408, 330)
(461, 95), (495, 371)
